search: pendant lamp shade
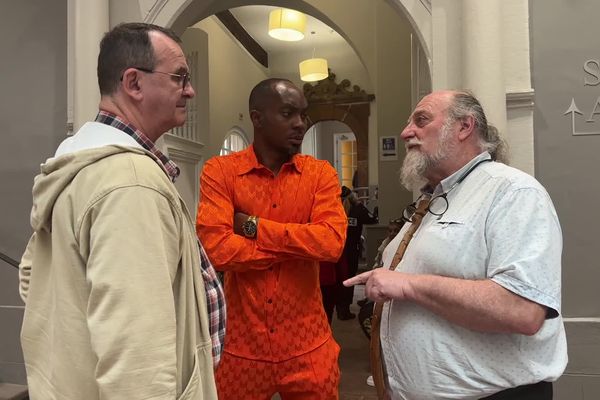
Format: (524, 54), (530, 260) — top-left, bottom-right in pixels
(268, 9), (306, 41)
(299, 58), (328, 82)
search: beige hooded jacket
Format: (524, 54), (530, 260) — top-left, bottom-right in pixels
(19, 122), (217, 400)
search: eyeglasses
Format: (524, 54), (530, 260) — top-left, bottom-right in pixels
(401, 194), (446, 223)
(134, 67), (191, 88)
(401, 158), (493, 223)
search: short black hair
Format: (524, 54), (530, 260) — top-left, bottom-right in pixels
(248, 78), (295, 113)
(97, 22), (182, 95)
(341, 186), (352, 199)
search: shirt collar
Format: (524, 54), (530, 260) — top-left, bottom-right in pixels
(235, 145), (304, 176)
(95, 111), (180, 181)
(423, 151), (492, 196)
(438, 151), (492, 193)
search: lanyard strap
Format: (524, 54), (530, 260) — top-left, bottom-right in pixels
(370, 196), (431, 399)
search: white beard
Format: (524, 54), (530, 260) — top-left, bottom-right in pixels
(400, 123), (455, 191)
(399, 150), (429, 191)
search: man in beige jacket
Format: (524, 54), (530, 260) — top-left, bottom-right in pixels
(19, 23), (221, 400)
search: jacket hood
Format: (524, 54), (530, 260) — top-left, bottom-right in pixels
(30, 146), (150, 232)
(29, 122), (155, 232)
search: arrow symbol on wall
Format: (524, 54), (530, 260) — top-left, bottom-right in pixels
(564, 98), (600, 136)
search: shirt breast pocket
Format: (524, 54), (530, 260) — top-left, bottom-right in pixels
(418, 216), (482, 278)
(434, 218), (465, 229)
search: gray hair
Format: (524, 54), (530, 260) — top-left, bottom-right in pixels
(446, 91), (509, 163)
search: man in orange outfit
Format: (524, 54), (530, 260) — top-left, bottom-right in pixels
(196, 78), (347, 399)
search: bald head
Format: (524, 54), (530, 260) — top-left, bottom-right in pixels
(248, 78), (298, 113)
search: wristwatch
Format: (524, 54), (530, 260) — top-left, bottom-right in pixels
(242, 215), (258, 238)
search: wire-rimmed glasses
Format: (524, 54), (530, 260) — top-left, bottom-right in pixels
(133, 67), (191, 88)
(401, 158), (493, 223)
(401, 194), (448, 223)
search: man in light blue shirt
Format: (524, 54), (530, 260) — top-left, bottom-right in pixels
(346, 90), (567, 399)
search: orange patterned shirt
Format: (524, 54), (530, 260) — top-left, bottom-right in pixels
(196, 146), (347, 362)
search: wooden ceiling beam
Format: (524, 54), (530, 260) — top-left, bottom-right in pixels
(215, 10), (269, 68)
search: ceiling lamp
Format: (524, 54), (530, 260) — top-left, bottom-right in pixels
(299, 58), (328, 82)
(268, 8), (306, 41)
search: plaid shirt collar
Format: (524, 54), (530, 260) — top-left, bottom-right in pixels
(95, 111), (180, 181)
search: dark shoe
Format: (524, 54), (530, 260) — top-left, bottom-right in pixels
(337, 310), (356, 320)
(357, 298), (368, 307)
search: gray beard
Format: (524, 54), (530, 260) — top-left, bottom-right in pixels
(399, 150), (430, 191)
(400, 123), (455, 191)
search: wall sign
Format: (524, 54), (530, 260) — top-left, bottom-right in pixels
(380, 136), (398, 161)
(563, 59), (600, 136)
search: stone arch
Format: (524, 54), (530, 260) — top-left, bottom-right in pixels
(147, 0), (432, 89)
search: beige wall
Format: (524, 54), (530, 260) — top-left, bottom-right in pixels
(192, 16), (268, 155)
(373, 1), (414, 223)
(269, 45), (372, 95)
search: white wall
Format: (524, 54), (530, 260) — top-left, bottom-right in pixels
(502, 0), (534, 174)
(430, 0), (534, 174)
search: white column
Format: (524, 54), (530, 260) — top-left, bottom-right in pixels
(431, 0), (463, 90)
(68, 0), (109, 133)
(461, 0), (507, 135)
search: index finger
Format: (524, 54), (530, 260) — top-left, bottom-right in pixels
(343, 270), (373, 287)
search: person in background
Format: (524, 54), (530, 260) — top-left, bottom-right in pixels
(336, 186), (378, 320)
(319, 258), (344, 324)
(19, 23), (221, 399)
(196, 78), (347, 399)
(356, 218), (404, 309)
(345, 90), (567, 399)
(373, 218), (403, 269)
(357, 218), (404, 388)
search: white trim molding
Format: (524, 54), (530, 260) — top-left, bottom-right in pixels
(163, 132), (205, 163)
(163, 132), (205, 217)
(506, 90), (535, 110)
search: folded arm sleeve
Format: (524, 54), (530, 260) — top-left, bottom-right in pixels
(196, 158), (281, 271)
(256, 162), (347, 262)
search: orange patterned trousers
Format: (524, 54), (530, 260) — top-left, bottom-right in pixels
(216, 337), (340, 400)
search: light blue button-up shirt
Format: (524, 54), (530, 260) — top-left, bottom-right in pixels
(380, 152), (568, 400)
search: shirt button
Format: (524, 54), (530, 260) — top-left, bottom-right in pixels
(270, 328), (275, 333)
(267, 298), (273, 304)
(272, 204), (277, 208)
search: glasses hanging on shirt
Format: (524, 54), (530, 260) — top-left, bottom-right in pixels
(401, 158), (492, 223)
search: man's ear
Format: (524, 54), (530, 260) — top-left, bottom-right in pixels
(120, 68), (144, 101)
(457, 115), (475, 141)
(250, 109), (263, 128)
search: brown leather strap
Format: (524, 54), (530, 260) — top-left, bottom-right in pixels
(370, 197), (430, 399)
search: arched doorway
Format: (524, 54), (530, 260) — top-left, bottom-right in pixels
(147, 0), (431, 224)
(303, 70), (374, 189)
